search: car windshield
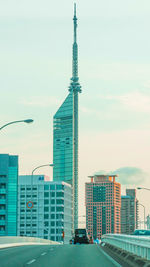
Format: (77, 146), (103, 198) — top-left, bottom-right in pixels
(75, 229), (86, 235)
(134, 230), (150, 235)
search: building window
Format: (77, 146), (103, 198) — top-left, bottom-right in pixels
(0, 195), (5, 199)
(44, 185), (49, 190)
(44, 207), (49, 212)
(44, 192), (49, 198)
(50, 185), (55, 190)
(56, 214), (64, 219)
(0, 184), (6, 189)
(56, 199), (64, 205)
(51, 199), (55, 204)
(51, 192), (55, 198)
(56, 207), (64, 212)
(51, 221), (55, 227)
(32, 209), (36, 212)
(51, 214), (55, 219)
(93, 186), (106, 202)
(56, 184), (64, 190)
(20, 232), (24, 235)
(51, 207), (55, 212)
(56, 192), (64, 198)
(44, 214), (49, 219)
(44, 199), (49, 205)
(51, 229), (55, 234)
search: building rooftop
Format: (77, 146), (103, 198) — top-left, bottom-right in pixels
(88, 174), (118, 183)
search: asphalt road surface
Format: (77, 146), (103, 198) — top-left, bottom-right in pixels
(0, 244), (119, 267)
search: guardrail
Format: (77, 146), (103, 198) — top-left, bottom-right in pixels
(101, 234), (150, 261)
(0, 236), (58, 248)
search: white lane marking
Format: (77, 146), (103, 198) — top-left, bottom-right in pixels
(41, 252), (47, 256)
(27, 259), (36, 265)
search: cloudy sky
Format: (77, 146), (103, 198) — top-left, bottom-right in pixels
(1, 0), (150, 220)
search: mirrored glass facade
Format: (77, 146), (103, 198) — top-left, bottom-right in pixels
(53, 92), (73, 183)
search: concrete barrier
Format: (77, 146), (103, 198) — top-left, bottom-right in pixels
(0, 236), (58, 249)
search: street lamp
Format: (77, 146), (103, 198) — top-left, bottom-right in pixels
(0, 119), (34, 131)
(137, 187), (150, 191)
(139, 203), (146, 230)
(30, 163), (54, 237)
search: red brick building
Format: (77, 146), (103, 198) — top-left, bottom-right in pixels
(85, 175), (121, 239)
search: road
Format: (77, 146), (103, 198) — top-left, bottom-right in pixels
(0, 244), (119, 267)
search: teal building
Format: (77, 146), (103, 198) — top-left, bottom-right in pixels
(53, 4), (81, 230)
(0, 154), (18, 236)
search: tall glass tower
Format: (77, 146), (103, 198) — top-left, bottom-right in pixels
(53, 4), (81, 230)
(0, 154), (18, 236)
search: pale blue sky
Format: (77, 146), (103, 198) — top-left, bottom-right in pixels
(1, 0), (150, 218)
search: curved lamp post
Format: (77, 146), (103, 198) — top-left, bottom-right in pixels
(31, 164), (54, 177)
(30, 163), (54, 237)
(0, 119), (34, 131)
(137, 187), (150, 191)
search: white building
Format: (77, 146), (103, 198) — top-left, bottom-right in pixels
(18, 175), (72, 243)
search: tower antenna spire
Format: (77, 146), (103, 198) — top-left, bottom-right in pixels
(69, 3), (81, 93)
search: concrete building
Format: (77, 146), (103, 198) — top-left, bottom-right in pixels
(0, 154), (18, 236)
(147, 215), (150, 229)
(121, 189), (139, 234)
(18, 175), (72, 244)
(53, 4), (81, 230)
(85, 175), (121, 239)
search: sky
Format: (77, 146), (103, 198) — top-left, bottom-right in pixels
(1, 0), (150, 222)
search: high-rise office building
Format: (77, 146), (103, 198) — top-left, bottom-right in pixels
(53, 4), (81, 230)
(147, 215), (150, 229)
(121, 189), (139, 234)
(0, 154), (18, 236)
(85, 175), (121, 239)
(18, 175), (72, 244)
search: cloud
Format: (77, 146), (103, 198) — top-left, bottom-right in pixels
(20, 95), (60, 108)
(93, 167), (147, 185)
(111, 167), (147, 185)
(102, 92), (150, 113)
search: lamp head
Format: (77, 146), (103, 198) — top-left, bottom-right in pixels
(49, 164), (54, 167)
(24, 119), (34, 124)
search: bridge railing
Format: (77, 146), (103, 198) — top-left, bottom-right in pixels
(101, 234), (150, 260)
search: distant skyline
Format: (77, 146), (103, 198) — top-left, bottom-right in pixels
(1, 0), (150, 219)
